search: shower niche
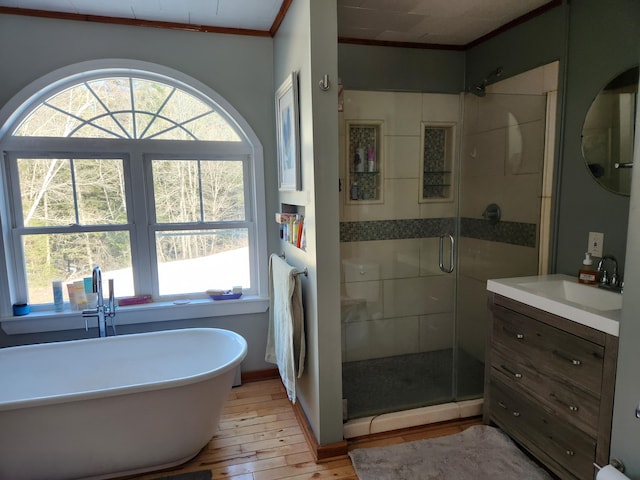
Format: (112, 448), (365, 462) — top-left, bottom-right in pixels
(420, 122), (456, 202)
(346, 120), (383, 204)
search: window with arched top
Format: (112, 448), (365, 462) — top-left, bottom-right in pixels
(0, 64), (267, 310)
(13, 76), (243, 141)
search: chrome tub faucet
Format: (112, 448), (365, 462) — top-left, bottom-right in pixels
(82, 265), (116, 337)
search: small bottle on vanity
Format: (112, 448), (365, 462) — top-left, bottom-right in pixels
(578, 252), (598, 285)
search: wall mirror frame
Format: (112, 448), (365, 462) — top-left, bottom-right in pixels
(581, 65), (639, 196)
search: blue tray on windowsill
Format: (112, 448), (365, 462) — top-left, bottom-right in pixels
(209, 292), (242, 301)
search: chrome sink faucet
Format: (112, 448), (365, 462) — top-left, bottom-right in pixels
(597, 254), (621, 290)
(82, 265), (116, 337)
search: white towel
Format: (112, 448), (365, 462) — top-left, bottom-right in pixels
(265, 254), (306, 403)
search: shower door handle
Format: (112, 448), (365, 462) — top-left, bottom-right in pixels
(439, 234), (455, 273)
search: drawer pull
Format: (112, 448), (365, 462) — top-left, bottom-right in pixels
(516, 333), (524, 339)
(565, 450), (575, 456)
(512, 411), (521, 417)
(552, 393), (581, 413)
(553, 350), (583, 366)
(500, 364), (523, 379)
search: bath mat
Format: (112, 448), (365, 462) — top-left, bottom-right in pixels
(155, 470), (212, 480)
(349, 425), (552, 480)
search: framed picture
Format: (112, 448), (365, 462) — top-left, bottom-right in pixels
(275, 71), (301, 191)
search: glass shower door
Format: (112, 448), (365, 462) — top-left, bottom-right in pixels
(454, 90), (549, 401)
(339, 90), (460, 420)
(340, 86), (551, 421)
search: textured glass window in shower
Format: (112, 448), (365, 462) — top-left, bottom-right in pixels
(421, 123), (455, 202)
(346, 121), (383, 203)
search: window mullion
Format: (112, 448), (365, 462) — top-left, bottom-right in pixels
(139, 87), (175, 140)
(197, 160), (205, 222)
(129, 78), (137, 140)
(5, 152), (28, 306)
(130, 151), (154, 297)
(69, 158), (81, 225)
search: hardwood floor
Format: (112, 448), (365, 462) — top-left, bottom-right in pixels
(124, 378), (482, 480)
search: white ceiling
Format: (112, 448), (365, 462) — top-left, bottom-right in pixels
(0, 0), (555, 46)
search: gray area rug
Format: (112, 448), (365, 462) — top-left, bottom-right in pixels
(349, 425), (552, 480)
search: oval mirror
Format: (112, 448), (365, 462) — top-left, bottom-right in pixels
(582, 65), (638, 196)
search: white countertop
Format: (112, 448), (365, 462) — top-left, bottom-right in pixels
(487, 274), (621, 337)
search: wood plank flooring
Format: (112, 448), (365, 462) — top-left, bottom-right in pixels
(123, 378), (482, 480)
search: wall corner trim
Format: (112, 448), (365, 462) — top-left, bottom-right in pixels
(292, 400), (348, 462)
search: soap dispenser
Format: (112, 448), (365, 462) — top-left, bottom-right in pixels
(578, 252), (598, 285)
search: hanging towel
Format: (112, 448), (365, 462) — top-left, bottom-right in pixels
(265, 253), (306, 403)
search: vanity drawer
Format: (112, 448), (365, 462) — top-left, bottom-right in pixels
(491, 346), (600, 437)
(489, 378), (596, 480)
(492, 304), (604, 395)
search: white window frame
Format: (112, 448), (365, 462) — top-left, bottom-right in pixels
(0, 60), (268, 333)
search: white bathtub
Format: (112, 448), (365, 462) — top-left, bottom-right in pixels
(0, 327), (247, 480)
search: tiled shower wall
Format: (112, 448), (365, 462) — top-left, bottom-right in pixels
(339, 73), (553, 363)
(457, 63), (557, 361)
(339, 91), (460, 363)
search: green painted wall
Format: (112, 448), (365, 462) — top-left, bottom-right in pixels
(338, 43), (464, 93)
(274, 0), (343, 445)
(467, 0), (638, 275)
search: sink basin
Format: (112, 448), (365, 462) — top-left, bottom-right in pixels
(486, 274), (621, 336)
(516, 279), (622, 311)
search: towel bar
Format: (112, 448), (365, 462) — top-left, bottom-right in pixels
(294, 268), (308, 277)
(276, 253), (307, 277)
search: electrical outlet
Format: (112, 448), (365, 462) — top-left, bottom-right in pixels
(588, 232), (604, 257)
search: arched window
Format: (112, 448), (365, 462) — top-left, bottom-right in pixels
(13, 76), (242, 141)
(0, 62), (267, 310)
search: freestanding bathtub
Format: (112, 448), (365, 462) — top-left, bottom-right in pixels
(0, 327), (247, 480)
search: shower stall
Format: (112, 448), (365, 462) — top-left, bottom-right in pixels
(339, 65), (556, 428)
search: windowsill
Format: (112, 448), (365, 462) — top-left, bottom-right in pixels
(0, 296), (269, 335)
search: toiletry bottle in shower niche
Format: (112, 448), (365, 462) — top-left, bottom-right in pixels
(367, 144), (375, 172)
(578, 252), (598, 285)
(350, 181), (359, 200)
(356, 146), (365, 172)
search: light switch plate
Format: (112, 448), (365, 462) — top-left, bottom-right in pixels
(588, 232), (604, 257)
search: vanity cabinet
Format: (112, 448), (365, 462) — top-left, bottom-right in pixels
(484, 293), (618, 480)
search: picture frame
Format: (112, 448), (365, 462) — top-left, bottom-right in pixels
(275, 71), (301, 191)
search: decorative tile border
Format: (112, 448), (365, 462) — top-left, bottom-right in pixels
(340, 217), (536, 247)
(460, 218), (536, 247)
(340, 218), (455, 242)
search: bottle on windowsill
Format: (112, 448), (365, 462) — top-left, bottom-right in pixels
(578, 252), (598, 285)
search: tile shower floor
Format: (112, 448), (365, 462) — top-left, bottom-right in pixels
(342, 348), (485, 420)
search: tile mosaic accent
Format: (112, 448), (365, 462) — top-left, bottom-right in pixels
(460, 218), (536, 247)
(340, 218), (455, 242)
(340, 217), (536, 247)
